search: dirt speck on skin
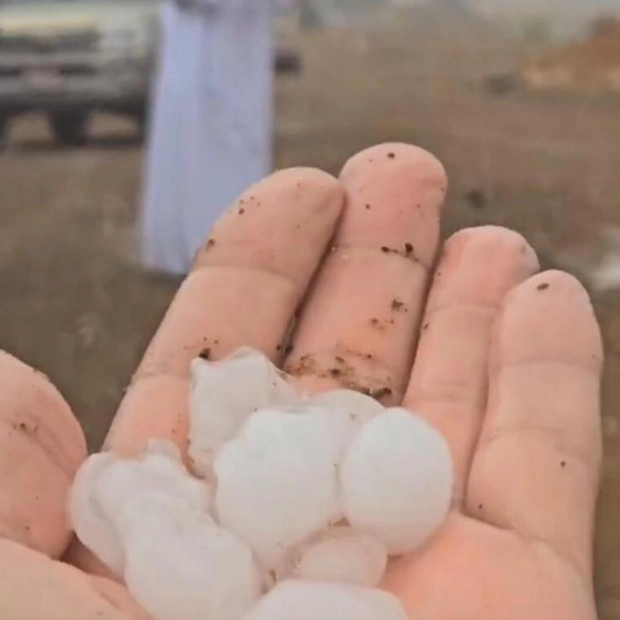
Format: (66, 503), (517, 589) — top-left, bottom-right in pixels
(370, 387), (393, 400)
(370, 317), (393, 331)
(284, 354), (318, 377)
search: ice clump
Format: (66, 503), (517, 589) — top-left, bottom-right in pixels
(122, 494), (263, 620)
(214, 407), (343, 569)
(189, 347), (299, 477)
(70, 348), (454, 620)
(69, 440), (212, 577)
(240, 580), (409, 620)
(340, 408), (453, 554)
(276, 526), (388, 587)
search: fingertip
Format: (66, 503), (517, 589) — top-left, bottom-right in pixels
(443, 226), (540, 274)
(193, 166), (345, 273)
(495, 270), (603, 372)
(340, 143), (448, 192)
(426, 226), (540, 312)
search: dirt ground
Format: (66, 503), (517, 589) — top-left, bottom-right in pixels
(1, 26), (620, 616)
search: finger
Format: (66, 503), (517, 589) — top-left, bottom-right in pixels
(467, 271), (603, 577)
(104, 168), (344, 458)
(0, 352), (87, 558)
(403, 227), (539, 501)
(0, 540), (137, 620)
(284, 144), (447, 401)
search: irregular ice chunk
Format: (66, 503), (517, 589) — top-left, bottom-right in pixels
(277, 526), (388, 587)
(123, 495), (263, 620)
(69, 441), (212, 576)
(69, 452), (125, 577)
(241, 580), (409, 620)
(307, 390), (384, 454)
(214, 408), (342, 569)
(340, 408), (453, 555)
(96, 442), (212, 527)
(189, 347), (299, 477)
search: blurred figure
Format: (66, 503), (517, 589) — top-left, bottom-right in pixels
(140, 0), (297, 275)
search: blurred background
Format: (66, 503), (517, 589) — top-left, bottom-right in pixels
(0, 0), (619, 614)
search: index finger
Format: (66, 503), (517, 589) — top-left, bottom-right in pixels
(104, 168), (344, 459)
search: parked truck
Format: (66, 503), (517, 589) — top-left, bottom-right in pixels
(0, 0), (301, 148)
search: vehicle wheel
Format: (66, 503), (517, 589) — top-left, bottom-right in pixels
(48, 112), (89, 147)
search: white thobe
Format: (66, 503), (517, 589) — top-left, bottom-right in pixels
(140, 0), (296, 275)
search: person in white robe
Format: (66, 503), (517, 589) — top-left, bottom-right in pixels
(140, 0), (297, 275)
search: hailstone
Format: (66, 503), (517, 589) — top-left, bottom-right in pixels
(214, 408), (342, 569)
(276, 526), (388, 587)
(69, 452), (125, 576)
(123, 494), (263, 620)
(240, 580), (409, 620)
(340, 408), (453, 554)
(69, 441), (212, 576)
(96, 441), (212, 526)
(189, 347), (299, 477)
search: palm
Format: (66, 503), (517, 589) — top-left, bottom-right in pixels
(0, 143), (601, 620)
(387, 514), (597, 619)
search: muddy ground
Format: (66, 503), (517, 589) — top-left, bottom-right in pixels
(1, 27), (620, 616)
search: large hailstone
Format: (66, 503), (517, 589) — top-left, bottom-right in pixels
(122, 494), (263, 620)
(240, 580), (409, 620)
(189, 347), (299, 477)
(69, 441), (212, 576)
(214, 408), (343, 569)
(276, 526), (388, 588)
(340, 408), (453, 554)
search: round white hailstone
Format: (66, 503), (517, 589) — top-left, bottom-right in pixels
(123, 496), (263, 620)
(307, 390), (384, 454)
(189, 347), (299, 477)
(68, 452), (125, 576)
(214, 408), (342, 570)
(95, 441), (212, 530)
(240, 580), (409, 620)
(276, 526), (388, 587)
(340, 408), (453, 555)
